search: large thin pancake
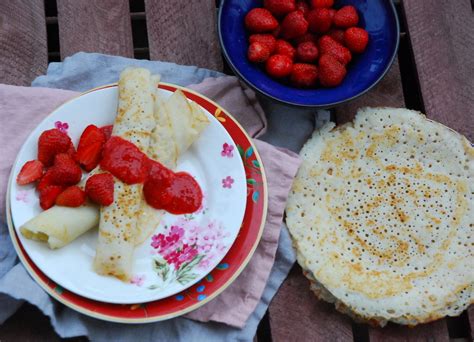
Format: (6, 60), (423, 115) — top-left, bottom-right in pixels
(286, 107), (473, 326)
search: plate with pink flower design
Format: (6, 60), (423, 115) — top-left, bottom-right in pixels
(7, 83), (267, 322)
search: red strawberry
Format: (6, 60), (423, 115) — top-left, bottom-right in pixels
(296, 41), (319, 62)
(328, 8), (336, 20)
(271, 25), (281, 37)
(50, 153), (82, 186)
(56, 185), (86, 207)
(295, 1), (310, 17)
(318, 35), (352, 65)
(281, 11), (308, 39)
(78, 125), (106, 149)
(274, 39), (296, 60)
(245, 8), (279, 33)
(264, 0), (296, 17)
(67, 143), (77, 160)
(265, 54), (293, 78)
(328, 29), (345, 44)
(100, 125), (113, 141)
(249, 34), (277, 53)
(37, 169), (55, 192)
(248, 42), (272, 63)
(39, 185), (63, 210)
(291, 63), (319, 87)
(294, 32), (317, 45)
(344, 27), (369, 53)
(16, 160), (44, 185)
(310, 0), (334, 8)
(85, 173), (114, 206)
(307, 8), (333, 33)
(37, 129), (73, 166)
(76, 142), (103, 172)
(319, 54), (347, 87)
(76, 124), (106, 171)
(334, 5), (359, 28)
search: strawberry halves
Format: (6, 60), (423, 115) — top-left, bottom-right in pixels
(16, 160), (44, 185)
(76, 124), (106, 172)
(39, 185), (64, 210)
(56, 185), (86, 207)
(85, 173), (114, 206)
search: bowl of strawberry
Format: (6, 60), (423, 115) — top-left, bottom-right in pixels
(218, 0), (399, 107)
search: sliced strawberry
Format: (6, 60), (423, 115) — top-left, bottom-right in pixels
(85, 173), (114, 206)
(16, 160), (44, 185)
(76, 141), (103, 172)
(100, 125), (113, 142)
(37, 169), (55, 192)
(77, 125), (106, 171)
(56, 185), (86, 207)
(78, 125), (106, 148)
(50, 153), (82, 185)
(39, 185), (63, 210)
(38, 129), (73, 166)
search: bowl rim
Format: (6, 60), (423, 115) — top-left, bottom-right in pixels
(217, 0), (401, 108)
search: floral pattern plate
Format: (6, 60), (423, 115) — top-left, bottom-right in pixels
(7, 84), (267, 320)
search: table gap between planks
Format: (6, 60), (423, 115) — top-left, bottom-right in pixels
(0, 0), (472, 341)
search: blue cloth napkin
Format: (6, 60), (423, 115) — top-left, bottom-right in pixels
(1, 52), (325, 341)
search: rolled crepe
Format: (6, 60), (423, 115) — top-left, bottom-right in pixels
(93, 67), (156, 281)
(134, 89), (210, 245)
(19, 204), (99, 249)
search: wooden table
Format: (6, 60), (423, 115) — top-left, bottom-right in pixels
(0, 0), (472, 341)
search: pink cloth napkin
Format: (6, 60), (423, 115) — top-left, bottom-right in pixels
(0, 77), (300, 328)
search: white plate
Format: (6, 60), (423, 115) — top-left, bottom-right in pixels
(10, 85), (247, 304)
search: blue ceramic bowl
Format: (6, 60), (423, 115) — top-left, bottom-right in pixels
(218, 0), (400, 107)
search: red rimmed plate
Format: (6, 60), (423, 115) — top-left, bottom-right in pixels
(6, 83), (267, 323)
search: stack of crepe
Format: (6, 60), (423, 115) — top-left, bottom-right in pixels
(286, 107), (473, 326)
(20, 68), (209, 281)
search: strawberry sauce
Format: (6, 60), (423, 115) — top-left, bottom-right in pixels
(100, 136), (202, 214)
(144, 169), (202, 215)
(100, 136), (149, 184)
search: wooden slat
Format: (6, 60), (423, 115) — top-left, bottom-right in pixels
(144, 0), (223, 71)
(369, 321), (450, 342)
(402, 0), (474, 141)
(334, 60), (405, 124)
(269, 265), (354, 342)
(57, 0), (134, 59)
(0, 0), (47, 86)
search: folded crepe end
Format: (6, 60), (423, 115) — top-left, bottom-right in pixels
(20, 226), (64, 249)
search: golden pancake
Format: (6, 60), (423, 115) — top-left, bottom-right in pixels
(286, 107), (473, 326)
